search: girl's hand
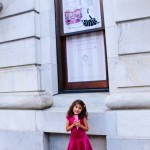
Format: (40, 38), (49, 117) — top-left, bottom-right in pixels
(76, 117), (89, 131)
(66, 117), (89, 132)
(74, 120), (81, 128)
(66, 120), (77, 131)
(72, 121), (77, 127)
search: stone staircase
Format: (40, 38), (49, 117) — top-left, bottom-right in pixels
(41, 106), (111, 150)
(1, 92), (149, 150)
(40, 92), (116, 150)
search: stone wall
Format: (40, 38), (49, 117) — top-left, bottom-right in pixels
(0, 0), (150, 149)
(105, 0), (150, 109)
(104, 0), (150, 149)
(0, 0), (58, 109)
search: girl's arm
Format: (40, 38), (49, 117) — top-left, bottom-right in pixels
(66, 120), (76, 132)
(76, 117), (89, 131)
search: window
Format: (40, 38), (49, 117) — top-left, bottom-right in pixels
(55, 0), (109, 93)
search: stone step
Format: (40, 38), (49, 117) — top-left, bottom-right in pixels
(52, 92), (109, 107)
(107, 136), (150, 150)
(40, 106), (117, 136)
(42, 106), (111, 150)
(0, 131), (47, 150)
(48, 133), (106, 150)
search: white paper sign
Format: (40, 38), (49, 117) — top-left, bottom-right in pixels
(66, 32), (106, 82)
(62, 0), (102, 34)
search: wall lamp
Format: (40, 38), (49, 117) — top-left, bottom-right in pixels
(0, 2), (3, 12)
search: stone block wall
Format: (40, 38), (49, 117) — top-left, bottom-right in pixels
(0, 0), (150, 150)
(0, 0), (58, 109)
(103, 1), (150, 149)
(105, 0), (150, 109)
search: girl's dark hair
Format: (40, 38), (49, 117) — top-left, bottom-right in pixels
(67, 99), (88, 119)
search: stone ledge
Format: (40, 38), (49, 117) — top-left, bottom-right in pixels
(52, 92), (109, 107)
(37, 106), (117, 136)
(105, 92), (150, 109)
(0, 92), (52, 109)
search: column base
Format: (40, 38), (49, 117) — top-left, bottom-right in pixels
(0, 92), (52, 109)
(105, 92), (150, 109)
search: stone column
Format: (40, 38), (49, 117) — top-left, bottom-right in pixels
(0, 0), (57, 109)
(104, 0), (150, 109)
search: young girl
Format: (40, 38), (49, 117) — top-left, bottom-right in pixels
(66, 99), (93, 150)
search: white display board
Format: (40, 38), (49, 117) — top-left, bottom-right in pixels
(66, 32), (106, 82)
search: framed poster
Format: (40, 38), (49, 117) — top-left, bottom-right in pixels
(62, 0), (102, 35)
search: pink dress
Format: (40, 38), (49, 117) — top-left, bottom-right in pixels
(66, 116), (93, 150)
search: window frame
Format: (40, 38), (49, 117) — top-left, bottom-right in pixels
(55, 0), (109, 93)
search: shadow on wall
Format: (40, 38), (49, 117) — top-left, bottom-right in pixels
(0, 2), (3, 12)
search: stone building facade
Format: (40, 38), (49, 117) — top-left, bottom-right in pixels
(0, 0), (150, 149)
